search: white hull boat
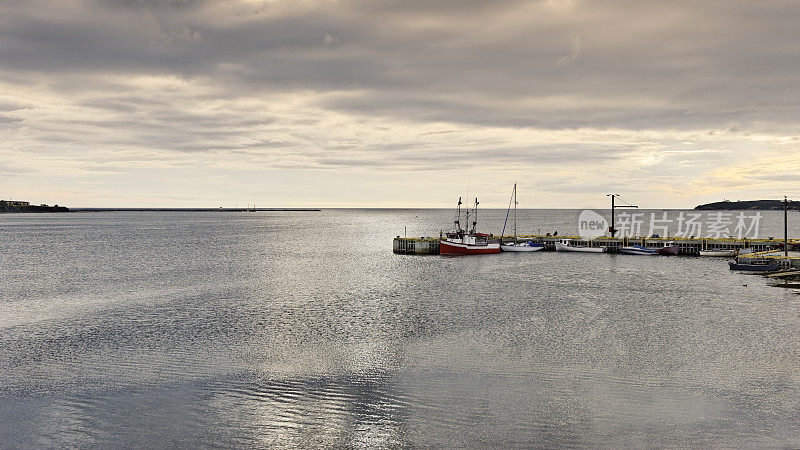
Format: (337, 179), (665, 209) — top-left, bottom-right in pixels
(441, 236), (501, 254)
(500, 183), (544, 252)
(499, 183), (544, 253)
(555, 241), (606, 253)
(699, 250), (737, 257)
(620, 245), (659, 255)
(501, 242), (545, 252)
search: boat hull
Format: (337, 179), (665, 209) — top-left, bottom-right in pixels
(657, 245), (679, 256)
(555, 242), (606, 253)
(700, 250), (736, 257)
(440, 240), (501, 255)
(729, 261), (780, 271)
(620, 246), (659, 255)
(500, 244), (544, 252)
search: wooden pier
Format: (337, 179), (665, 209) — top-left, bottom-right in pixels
(393, 237), (441, 254)
(394, 235), (800, 258)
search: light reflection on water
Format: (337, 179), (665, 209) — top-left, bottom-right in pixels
(1, 209), (799, 447)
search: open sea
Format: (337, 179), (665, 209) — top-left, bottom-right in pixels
(2, 209), (800, 447)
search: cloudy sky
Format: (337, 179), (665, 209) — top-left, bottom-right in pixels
(2, 0), (800, 208)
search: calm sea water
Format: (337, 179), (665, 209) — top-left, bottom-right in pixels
(2, 209), (800, 447)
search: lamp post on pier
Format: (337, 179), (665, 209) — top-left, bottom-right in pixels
(785, 195), (789, 257)
(606, 194), (638, 237)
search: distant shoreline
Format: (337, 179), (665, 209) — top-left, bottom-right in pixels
(695, 200), (800, 211)
(4, 203), (799, 213)
(0, 204), (69, 213)
(69, 208), (322, 212)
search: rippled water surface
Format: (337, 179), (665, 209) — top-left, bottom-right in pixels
(2, 209), (800, 447)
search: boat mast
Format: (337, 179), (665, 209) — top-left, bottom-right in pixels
(455, 196), (462, 233)
(513, 183), (517, 241)
(472, 198), (479, 234)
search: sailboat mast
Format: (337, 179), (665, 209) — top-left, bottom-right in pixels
(513, 183), (517, 241)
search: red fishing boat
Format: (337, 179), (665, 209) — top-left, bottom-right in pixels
(440, 197), (500, 255)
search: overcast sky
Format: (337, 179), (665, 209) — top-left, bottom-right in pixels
(2, 0), (800, 208)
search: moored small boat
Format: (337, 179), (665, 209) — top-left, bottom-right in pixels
(657, 244), (679, 256)
(499, 184), (544, 253)
(555, 240), (606, 253)
(620, 245), (659, 255)
(728, 259), (780, 271)
(699, 250), (737, 257)
(501, 241), (545, 252)
(440, 233), (501, 254)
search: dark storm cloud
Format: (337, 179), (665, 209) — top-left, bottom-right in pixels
(4, 0), (800, 133)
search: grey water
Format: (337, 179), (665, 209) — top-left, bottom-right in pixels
(1, 209), (800, 448)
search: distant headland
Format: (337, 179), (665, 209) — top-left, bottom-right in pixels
(695, 199), (800, 210)
(71, 208), (321, 212)
(1, 200), (321, 213)
(1, 200), (69, 213)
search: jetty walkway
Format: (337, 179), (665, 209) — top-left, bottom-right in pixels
(394, 235), (800, 262)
